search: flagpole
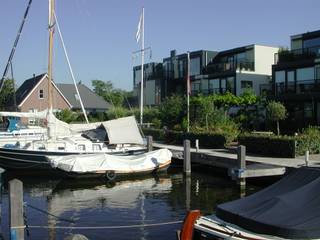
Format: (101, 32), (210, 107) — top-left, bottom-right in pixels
(187, 51), (190, 133)
(140, 7), (145, 125)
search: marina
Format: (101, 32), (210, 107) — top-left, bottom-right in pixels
(0, 168), (263, 240)
(0, 0), (318, 239)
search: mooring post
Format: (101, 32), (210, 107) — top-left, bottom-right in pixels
(9, 179), (24, 240)
(146, 136), (153, 152)
(195, 139), (199, 152)
(237, 145), (246, 188)
(183, 139), (191, 176)
(185, 175), (191, 211)
(305, 150), (309, 167)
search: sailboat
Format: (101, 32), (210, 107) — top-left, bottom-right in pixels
(0, 0), (171, 174)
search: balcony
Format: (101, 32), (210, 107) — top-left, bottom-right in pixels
(275, 45), (320, 64)
(205, 60), (254, 74)
(275, 79), (320, 96)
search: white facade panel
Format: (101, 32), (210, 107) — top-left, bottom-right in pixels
(254, 45), (279, 75)
(236, 72), (270, 96)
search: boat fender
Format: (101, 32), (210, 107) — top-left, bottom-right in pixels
(105, 171), (116, 181)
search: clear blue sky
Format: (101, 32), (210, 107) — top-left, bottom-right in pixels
(0, 0), (319, 91)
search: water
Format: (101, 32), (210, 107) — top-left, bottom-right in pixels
(0, 169), (262, 240)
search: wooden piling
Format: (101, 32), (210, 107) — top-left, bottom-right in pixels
(183, 139), (191, 176)
(9, 179), (24, 240)
(185, 176), (191, 211)
(237, 145), (246, 188)
(146, 136), (153, 152)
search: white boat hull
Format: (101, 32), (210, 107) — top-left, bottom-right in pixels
(49, 148), (172, 178)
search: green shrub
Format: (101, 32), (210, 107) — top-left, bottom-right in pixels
(142, 128), (165, 141)
(238, 133), (296, 158)
(296, 126), (320, 155)
(143, 128), (228, 148)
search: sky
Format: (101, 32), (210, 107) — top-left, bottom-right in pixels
(0, 0), (319, 91)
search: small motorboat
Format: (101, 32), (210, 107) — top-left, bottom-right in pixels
(179, 167), (320, 240)
(49, 148), (172, 179)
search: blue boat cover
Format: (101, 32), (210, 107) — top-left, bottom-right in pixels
(216, 167), (320, 239)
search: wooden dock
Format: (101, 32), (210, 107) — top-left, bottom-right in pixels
(154, 142), (320, 181)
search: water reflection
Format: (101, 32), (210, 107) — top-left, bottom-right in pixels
(0, 170), (260, 240)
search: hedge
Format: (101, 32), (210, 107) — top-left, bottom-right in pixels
(142, 128), (227, 148)
(238, 134), (296, 158)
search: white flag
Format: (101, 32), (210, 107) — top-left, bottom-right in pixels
(135, 13), (142, 43)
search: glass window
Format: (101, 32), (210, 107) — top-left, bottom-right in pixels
(179, 60), (185, 78)
(134, 69), (141, 85)
(304, 102), (313, 118)
(190, 57), (200, 76)
(303, 37), (320, 48)
(241, 81), (253, 89)
(275, 71), (285, 83)
(93, 144), (102, 151)
(236, 52), (246, 62)
(296, 67), (314, 82)
(287, 71), (295, 82)
(191, 81), (201, 91)
(221, 79), (226, 89)
(39, 89), (44, 99)
(78, 144), (85, 151)
(209, 79), (219, 89)
(227, 77), (234, 92)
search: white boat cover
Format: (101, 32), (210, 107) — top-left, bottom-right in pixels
(46, 111), (74, 138)
(102, 116), (143, 145)
(49, 148), (172, 173)
(69, 122), (102, 132)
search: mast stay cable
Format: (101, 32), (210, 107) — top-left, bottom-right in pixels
(53, 11), (89, 124)
(0, 0), (33, 93)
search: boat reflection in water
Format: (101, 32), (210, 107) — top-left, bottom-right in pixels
(46, 175), (173, 240)
(1, 169), (256, 240)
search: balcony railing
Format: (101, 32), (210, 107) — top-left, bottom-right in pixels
(275, 79), (320, 95)
(205, 60), (254, 74)
(191, 88), (234, 96)
(275, 45), (320, 64)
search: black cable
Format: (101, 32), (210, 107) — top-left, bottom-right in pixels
(26, 203), (75, 223)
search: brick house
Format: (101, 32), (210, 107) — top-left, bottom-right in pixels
(15, 73), (110, 123)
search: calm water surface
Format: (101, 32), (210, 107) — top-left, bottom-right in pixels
(0, 169), (262, 240)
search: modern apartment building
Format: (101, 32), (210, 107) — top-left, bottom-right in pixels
(272, 29), (320, 129)
(163, 50), (218, 96)
(133, 45), (278, 105)
(199, 45), (279, 97)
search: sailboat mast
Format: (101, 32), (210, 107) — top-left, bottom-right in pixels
(48, 0), (55, 111)
(140, 7), (144, 125)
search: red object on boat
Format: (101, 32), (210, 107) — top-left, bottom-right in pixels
(180, 210), (201, 240)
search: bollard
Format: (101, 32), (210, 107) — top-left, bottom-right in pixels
(195, 139), (199, 152)
(305, 150), (309, 167)
(237, 145), (246, 188)
(9, 179), (24, 240)
(183, 139), (191, 176)
(146, 136), (153, 152)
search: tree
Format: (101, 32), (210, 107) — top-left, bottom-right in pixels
(92, 79), (127, 107)
(55, 109), (79, 123)
(0, 79), (15, 110)
(266, 101), (287, 135)
(159, 95), (184, 129)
